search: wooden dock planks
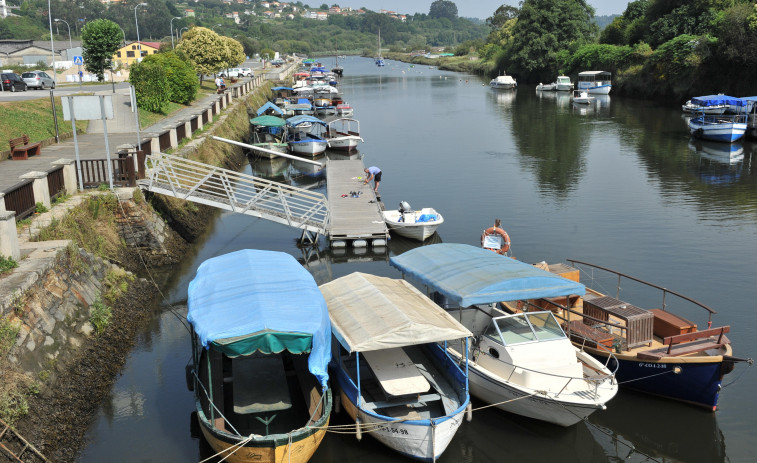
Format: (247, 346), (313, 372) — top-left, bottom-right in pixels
(326, 160), (388, 242)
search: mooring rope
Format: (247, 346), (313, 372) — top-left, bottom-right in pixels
(198, 433), (255, 463)
(616, 368), (676, 384)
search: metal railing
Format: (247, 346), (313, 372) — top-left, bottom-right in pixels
(2, 179), (35, 220)
(143, 153), (329, 235)
(46, 165), (65, 202)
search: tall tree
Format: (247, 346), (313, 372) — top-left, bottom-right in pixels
(81, 19), (123, 82)
(176, 27), (227, 81)
(507, 0), (597, 81)
(429, 0), (458, 21)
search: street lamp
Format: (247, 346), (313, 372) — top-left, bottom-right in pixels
(117, 25), (126, 46)
(54, 19), (72, 57)
(179, 27), (188, 40)
(47, 0), (56, 86)
(170, 17), (181, 49)
(134, 2), (148, 63)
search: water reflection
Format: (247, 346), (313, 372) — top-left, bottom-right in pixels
(589, 391), (726, 463)
(487, 88), (516, 108)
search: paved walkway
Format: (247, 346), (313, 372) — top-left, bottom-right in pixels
(0, 78), (253, 191)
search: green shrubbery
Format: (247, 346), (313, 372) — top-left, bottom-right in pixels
(130, 51), (200, 112)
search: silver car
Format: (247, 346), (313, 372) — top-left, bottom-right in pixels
(21, 70), (55, 89)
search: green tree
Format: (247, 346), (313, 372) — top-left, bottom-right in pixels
(81, 19), (123, 82)
(506, 0), (598, 82)
(429, 0), (458, 21)
(137, 51), (199, 104)
(220, 35), (246, 69)
(176, 27), (227, 81)
(486, 5), (518, 29)
(129, 59), (170, 112)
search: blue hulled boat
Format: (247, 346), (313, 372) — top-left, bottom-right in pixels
(688, 95), (747, 143)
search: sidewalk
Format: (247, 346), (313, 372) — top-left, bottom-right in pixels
(0, 78), (253, 192)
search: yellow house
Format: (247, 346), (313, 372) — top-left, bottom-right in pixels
(113, 41), (161, 67)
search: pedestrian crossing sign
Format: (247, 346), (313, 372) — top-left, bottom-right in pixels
(74, 56), (83, 65)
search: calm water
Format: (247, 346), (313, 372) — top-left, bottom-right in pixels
(79, 58), (757, 463)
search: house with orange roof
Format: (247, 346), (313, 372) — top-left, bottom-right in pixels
(113, 41), (160, 68)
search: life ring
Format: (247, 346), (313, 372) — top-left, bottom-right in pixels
(481, 227), (511, 254)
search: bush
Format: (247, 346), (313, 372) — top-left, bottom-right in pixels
(0, 256), (18, 275)
(129, 60), (170, 113)
(146, 52), (199, 104)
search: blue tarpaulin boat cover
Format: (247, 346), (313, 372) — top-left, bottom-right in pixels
(691, 95), (746, 107)
(256, 101), (285, 116)
(389, 243), (586, 307)
(187, 249), (331, 389)
(272, 86), (294, 91)
(286, 115), (327, 127)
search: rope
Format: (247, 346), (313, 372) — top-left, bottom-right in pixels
(617, 368), (676, 385)
(721, 358), (753, 389)
(198, 433), (255, 463)
(470, 391), (540, 411)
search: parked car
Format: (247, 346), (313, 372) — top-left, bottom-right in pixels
(220, 67), (254, 78)
(0, 73), (27, 92)
(239, 67), (254, 77)
(21, 70), (55, 89)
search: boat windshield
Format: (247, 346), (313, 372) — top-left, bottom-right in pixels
(485, 312), (566, 346)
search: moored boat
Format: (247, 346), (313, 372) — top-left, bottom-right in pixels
(554, 260), (751, 410)
(286, 115), (329, 156)
(186, 249), (332, 463)
(382, 202), (444, 241)
(320, 272), (472, 461)
(490, 73), (517, 89)
(335, 103), (353, 117)
(249, 114), (288, 159)
(572, 90), (594, 104)
(390, 244), (619, 427)
(577, 71), (612, 94)
(325, 118), (363, 151)
(536, 82), (556, 91)
(555, 75), (574, 91)
(688, 95), (747, 142)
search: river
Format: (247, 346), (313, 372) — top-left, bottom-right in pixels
(79, 57), (757, 462)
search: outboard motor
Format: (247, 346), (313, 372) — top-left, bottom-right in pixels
(398, 201), (412, 214)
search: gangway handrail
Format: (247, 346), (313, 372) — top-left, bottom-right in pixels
(143, 153), (329, 236)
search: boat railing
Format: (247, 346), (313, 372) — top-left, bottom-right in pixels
(566, 260), (716, 327)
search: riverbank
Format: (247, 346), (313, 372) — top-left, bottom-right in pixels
(0, 77), (279, 460)
(376, 52), (494, 76)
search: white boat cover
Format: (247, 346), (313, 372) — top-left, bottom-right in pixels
(320, 272), (471, 353)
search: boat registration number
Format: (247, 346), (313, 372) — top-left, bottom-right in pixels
(639, 363), (668, 368)
(379, 425), (409, 435)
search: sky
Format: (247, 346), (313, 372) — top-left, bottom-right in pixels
(334, 1), (629, 19)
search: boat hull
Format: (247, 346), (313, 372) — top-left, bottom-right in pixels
(288, 140), (328, 156)
(584, 347), (731, 410)
(689, 117), (746, 142)
(327, 136), (361, 151)
(382, 209), (443, 241)
(196, 394), (331, 463)
(578, 84), (611, 94)
(339, 391), (465, 462)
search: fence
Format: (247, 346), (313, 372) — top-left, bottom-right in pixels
(78, 157), (136, 189)
(46, 166), (66, 202)
(2, 179), (36, 220)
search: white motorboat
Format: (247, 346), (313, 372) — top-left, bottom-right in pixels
(390, 244), (619, 427)
(326, 118), (363, 151)
(382, 202), (444, 241)
(572, 90), (594, 104)
(320, 272), (472, 462)
(490, 74), (517, 89)
(555, 75), (574, 91)
(577, 71), (612, 94)
(536, 82), (556, 91)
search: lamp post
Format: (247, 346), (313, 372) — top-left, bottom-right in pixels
(54, 19), (72, 57)
(134, 2), (148, 63)
(179, 27), (188, 40)
(170, 17), (181, 49)
(47, 0), (56, 86)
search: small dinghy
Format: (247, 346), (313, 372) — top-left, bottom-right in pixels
(382, 201), (444, 241)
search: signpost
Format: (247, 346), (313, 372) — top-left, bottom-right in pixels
(73, 55), (83, 91)
(61, 95), (115, 190)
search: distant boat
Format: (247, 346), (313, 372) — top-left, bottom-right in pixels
(375, 29), (385, 67)
(187, 249), (332, 463)
(577, 71), (611, 94)
(335, 102), (353, 117)
(572, 90), (594, 104)
(536, 82), (557, 91)
(555, 75), (574, 91)
(490, 73), (517, 89)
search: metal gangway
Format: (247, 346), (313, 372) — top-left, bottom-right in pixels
(140, 153), (329, 244)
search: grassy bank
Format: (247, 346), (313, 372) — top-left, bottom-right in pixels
(0, 97), (89, 153)
(381, 52), (494, 76)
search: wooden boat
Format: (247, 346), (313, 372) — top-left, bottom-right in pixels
(186, 249), (333, 463)
(325, 118), (363, 151)
(382, 202), (443, 242)
(577, 71), (612, 94)
(286, 115), (329, 156)
(548, 260), (751, 410)
(320, 272), (472, 461)
(489, 74), (517, 89)
(390, 244), (619, 427)
(572, 90), (594, 104)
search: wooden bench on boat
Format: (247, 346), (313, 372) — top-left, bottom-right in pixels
(9, 134), (41, 160)
(650, 308), (697, 338)
(362, 348), (430, 398)
(636, 326), (730, 360)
